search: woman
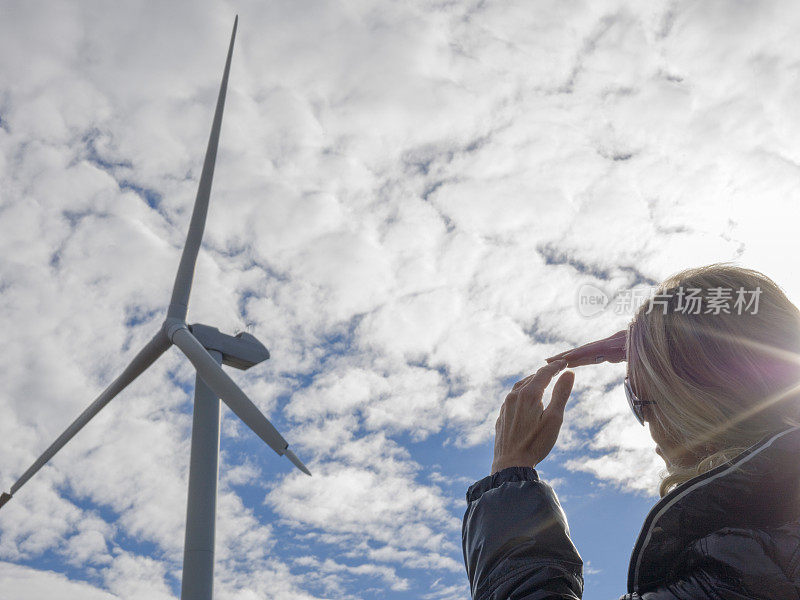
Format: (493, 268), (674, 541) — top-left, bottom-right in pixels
(462, 263), (800, 599)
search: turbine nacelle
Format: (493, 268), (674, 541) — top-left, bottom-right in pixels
(177, 321), (269, 371)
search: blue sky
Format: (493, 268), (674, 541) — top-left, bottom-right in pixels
(1, 0), (800, 598)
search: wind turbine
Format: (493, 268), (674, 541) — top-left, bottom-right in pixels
(0, 16), (309, 599)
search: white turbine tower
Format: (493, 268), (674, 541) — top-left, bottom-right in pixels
(0, 16), (309, 599)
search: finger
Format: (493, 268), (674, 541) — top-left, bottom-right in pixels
(608, 329), (628, 342)
(504, 387), (524, 408)
(548, 335), (628, 367)
(565, 339), (606, 355)
(522, 359), (567, 398)
(495, 402), (506, 430)
(565, 353), (611, 367)
(543, 370), (575, 423)
(514, 356), (567, 390)
(546, 342), (604, 364)
(512, 372), (538, 390)
(512, 378), (529, 391)
(549, 330), (627, 359)
(553, 352), (596, 367)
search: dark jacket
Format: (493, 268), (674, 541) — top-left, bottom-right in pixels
(462, 425), (800, 599)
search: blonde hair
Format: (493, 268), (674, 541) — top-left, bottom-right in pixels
(626, 263), (800, 497)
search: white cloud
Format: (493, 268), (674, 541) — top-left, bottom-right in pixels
(266, 439), (463, 574)
(0, 561), (117, 600)
(102, 551), (175, 600)
(2, 0), (800, 596)
(294, 555), (409, 592)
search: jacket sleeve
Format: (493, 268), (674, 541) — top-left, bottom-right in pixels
(462, 466), (583, 600)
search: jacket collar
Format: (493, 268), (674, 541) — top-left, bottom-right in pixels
(627, 425), (800, 594)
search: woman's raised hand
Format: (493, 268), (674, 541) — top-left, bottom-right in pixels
(491, 359), (575, 474)
(490, 329), (628, 475)
(545, 329), (627, 367)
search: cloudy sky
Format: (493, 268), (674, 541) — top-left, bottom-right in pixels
(2, 0), (800, 598)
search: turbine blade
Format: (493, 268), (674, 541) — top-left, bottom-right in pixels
(284, 448), (311, 476)
(170, 326), (310, 475)
(168, 15), (238, 321)
(1, 330), (171, 506)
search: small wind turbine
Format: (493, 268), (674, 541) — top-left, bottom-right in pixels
(0, 16), (309, 599)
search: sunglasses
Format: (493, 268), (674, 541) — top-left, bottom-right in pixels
(624, 377), (656, 426)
